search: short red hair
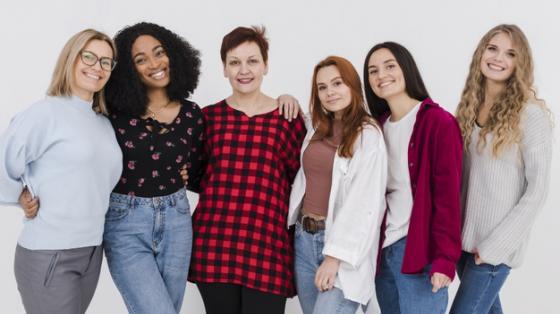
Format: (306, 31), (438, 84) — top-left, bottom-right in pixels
(220, 26), (269, 64)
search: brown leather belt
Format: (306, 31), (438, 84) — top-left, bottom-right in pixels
(300, 214), (326, 234)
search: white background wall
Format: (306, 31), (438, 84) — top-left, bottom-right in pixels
(0, 0), (558, 313)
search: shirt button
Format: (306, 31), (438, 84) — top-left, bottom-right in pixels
(409, 162), (414, 167)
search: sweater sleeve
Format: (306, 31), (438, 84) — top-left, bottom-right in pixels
(477, 105), (553, 264)
(0, 104), (54, 205)
(323, 127), (388, 268)
(429, 115), (463, 280)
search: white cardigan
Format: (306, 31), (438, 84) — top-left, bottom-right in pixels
(288, 119), (387, 307)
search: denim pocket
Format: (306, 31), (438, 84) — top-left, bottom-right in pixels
(43, 252), (59, 287)
(174, 197), (190, 214)
(105, 202), (131, 221)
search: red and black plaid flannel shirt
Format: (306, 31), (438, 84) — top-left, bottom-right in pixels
(189, 100), (306, 297)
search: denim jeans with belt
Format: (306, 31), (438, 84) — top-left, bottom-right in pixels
(103, 188), (192, 314)
(376, 237), (448, 314)
(450, 251), (511, 314)
(294, 222), (359, 314)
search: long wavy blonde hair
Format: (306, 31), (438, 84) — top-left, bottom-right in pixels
(456, 24), (550, 157)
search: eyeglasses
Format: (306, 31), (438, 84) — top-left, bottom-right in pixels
(80, 50), (117, 71)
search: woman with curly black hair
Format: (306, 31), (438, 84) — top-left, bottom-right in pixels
(102, 22), (204, 314)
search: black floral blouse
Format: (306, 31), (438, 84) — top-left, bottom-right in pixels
(110, 99), (204, 197)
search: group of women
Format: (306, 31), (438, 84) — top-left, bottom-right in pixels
(0, 20), (552, 314)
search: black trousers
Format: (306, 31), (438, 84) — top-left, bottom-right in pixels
(197, 282), (286, 314)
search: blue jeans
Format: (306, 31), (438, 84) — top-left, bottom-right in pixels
(450, 251), (511, 314)
(103, 189), (192, 314)
(294, 222), (359, 314)
(376, 237), (448, 314)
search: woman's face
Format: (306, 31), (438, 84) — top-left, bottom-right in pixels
(223, 41), (268, 96)
(131, 35), (170, 89)
(316, 65), (351, 119)
(367, 48), (406, 101)
(72, 39), (113, 101)
(480, 32), (516, 85)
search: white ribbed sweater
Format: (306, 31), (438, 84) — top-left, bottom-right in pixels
(460, 103), (552, 268)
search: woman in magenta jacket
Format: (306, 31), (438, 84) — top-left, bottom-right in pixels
(362, 41), (462, 314)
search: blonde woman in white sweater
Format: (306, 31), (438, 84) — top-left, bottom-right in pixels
(452, 24), (553, 314)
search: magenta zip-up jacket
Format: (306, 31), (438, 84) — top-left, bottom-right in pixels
(378, 97), (462, 280)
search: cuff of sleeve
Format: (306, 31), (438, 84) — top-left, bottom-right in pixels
(477, 242), (507, 266)
(322, 245), (359, 269)
(429, 258), (456, 281)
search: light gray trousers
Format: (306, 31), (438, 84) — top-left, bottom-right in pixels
(14, 244), (103, 314)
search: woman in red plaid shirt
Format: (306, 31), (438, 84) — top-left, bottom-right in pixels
(188, 26), (306, 314)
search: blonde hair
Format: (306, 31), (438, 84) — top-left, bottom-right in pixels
(456, 24), (552, 157)
(47, 29), (116, 115)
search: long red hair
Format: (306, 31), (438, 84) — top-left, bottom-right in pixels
(310, 56), (376, 158)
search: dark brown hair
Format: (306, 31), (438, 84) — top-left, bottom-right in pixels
(310, 56), (376, 158)
(363, 42), (429, 118)
(220, 26), (269, 64)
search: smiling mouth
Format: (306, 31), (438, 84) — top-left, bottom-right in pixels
(150, 70), (167, 80)
(326, 98), (341, 104)
(84, 72), (101, 80)
(378, 81), (393, 88)
(237, 78), (253, 84)
(487, 63), (505, 71)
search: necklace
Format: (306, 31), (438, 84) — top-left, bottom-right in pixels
(146, 100), (172, 119)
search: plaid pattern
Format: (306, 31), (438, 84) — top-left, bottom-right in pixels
(189, 100), (306, 297)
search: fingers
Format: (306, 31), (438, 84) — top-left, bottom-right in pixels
(281, 101), (292, 122)
(19, 188), (32, 204)
(285, 103), (292, 121)
(277, 95), (300, 122)
(474, 253), (483, 265)
(314, 272), (334, 292)
(431, 273), (451, 293)
(179, 164), (189, 184)
(23, 198), (39, 219)
(292, 99), (300, 119)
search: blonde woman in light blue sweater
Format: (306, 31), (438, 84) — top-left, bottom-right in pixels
(0, 29), (122, 314)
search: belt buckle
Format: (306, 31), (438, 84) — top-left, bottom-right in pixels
(302, 215), (322, 234)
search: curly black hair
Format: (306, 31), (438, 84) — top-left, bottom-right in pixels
(105, 22), (201, 116)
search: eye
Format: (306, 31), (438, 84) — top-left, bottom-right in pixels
(386, 64), (395, 70)
(155, 48), (166, 58)
(228, 60), (239, 66)
(506, 51), (516, 58)
(135, 57), (146, 65)
(369, 68), (378, 75)
(317, 85), (326, 91)
(248, 59), (259, 64)
(100, 58), (113, 68)
(487, 45), (497, 51)
(333, 80), (343, 87)
(83, 52), (96, 63)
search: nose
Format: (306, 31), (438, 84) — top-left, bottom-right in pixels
(239, 62), (250, 74)
(148, 56), (159, 69)
(91, 60), (103, 71)
(376, 67), (388, 79)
